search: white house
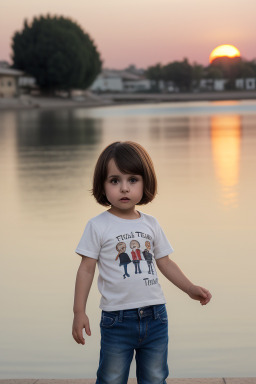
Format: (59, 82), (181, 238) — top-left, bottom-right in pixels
(90, 69), (151, 93)
(123, 79), (151, 92)
(213, 79), (227, 91)
(235, 78), (256, 90)
(0, 67), (24, 97)
(199, 78), (227, 91)
(18, 75), (36, 89)
(90, 70), (123, 92)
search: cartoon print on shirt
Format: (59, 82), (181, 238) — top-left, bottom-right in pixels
(114, 233), (157, 281)
(115, 242), (131, 279)
(130, 240), (142, 274)
(142, 241), (154, 275)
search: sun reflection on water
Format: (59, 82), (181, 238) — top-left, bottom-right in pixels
(211, 115), (241, 207)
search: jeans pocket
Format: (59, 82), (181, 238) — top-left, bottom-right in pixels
(100, 312), (118, 328)
(157, 306), (168, 324)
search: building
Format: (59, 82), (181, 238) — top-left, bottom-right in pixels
(0, 60), (10, 69)
(123, 78), (151, 92)
(198, 78), (227, 92)
(0, 67), (24, 98)
(18, 75), (37, 92)
(235, 78), (256, 90)
(90, 69), (151, 93)
(90, 70), (123, 92)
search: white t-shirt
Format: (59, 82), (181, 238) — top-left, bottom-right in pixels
(75, 211), (174, 311)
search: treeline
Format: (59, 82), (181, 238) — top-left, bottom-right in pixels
(145, 57), (256, 91)
(12, 15), (256, 94)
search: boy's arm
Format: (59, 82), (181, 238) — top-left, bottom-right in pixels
(156, 256), (211, 305)
(72, 256), (97, 345)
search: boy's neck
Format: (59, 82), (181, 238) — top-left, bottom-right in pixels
(107, 207), (141, 220)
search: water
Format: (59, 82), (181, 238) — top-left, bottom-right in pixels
(0, 100), (256, 379)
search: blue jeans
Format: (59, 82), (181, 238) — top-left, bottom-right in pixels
(96, 304), (169, 384)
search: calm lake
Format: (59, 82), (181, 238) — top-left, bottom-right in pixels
(0, 100), (256, 379)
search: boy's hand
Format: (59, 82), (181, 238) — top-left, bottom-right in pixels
(187, 284), (212, 305)
(72, 312), (91, 345)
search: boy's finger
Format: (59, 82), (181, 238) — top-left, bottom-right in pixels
(73, 332), (79, 344)
(73, 329), (85, 344)
(85, 322), (91, 336)
(200, 294), (211, 305)
(79, 330), (85, 344)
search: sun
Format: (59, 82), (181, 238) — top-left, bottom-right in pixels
(209, 45), (241, 64)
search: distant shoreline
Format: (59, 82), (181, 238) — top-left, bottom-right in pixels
(1, 90), (256, 111)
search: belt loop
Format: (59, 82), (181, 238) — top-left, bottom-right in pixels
(118, 310), (123, 322)
(153, 305), (158, 320)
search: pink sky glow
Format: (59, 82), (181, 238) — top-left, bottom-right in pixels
(0, 0), (256, 69)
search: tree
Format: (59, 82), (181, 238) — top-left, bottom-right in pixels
(162, 59), (193, 91)
(209, 57), (241, 89)
(205, 66), (223, 79)
(145, 64), (163, 91)
(236, 61), (255, 78)
(12, 15), (102, 93)
(191, 62), (205, 89)
(247, 60), (256, 76)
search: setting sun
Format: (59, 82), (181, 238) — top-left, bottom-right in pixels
(209, 44), (241, 64)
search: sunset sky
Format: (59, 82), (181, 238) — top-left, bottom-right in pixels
(0, 0), (256, 69)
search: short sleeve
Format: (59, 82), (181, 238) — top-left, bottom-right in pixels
(153, 219), (174, 259)
(75, 221), (101, 259)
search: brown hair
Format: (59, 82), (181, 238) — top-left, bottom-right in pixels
(92, 141), (157, 206)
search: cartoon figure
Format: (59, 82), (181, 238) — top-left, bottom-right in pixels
(142, 241), (154, 275)
(130, 240), (142, 274)
(115, 242), (131, 279)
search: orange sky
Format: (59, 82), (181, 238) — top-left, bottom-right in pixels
(0, 0), (255, 69)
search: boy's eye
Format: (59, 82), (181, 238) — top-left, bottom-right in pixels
(110, 178), (118, 184)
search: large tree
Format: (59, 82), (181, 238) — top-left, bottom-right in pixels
(12, 15), (102, 93)
(162, 59), (193, 91)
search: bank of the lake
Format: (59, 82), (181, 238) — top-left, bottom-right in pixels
(1, 90), (256, 111)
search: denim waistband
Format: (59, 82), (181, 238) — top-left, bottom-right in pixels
(102, 303), (166, 321)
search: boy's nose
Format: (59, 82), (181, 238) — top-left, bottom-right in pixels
(120, 182), (129, 192)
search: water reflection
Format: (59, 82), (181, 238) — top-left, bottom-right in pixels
(211, 115), (241, 207)
(0, 112), (19, 219)
(16, 109), (102, 147)
(149, 117), (191, 140)
(0, 109), (104, 221)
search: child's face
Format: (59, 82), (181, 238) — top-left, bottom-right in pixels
(130, 241), (139, 250)
(104, 158), (143, 213)
(117, 243), (126, 253)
